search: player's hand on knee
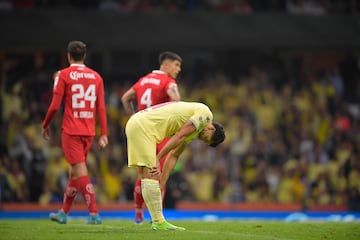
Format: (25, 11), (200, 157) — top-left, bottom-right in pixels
(150, 166), (161, 179)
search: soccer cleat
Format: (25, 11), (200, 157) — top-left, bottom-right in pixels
(49, 210), (67, 224)
(86, 214), (102, 225)
(151, 221), (185, 231)
(134, 212), (144, 224)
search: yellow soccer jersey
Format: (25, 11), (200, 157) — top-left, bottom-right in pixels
(131, 101), (213, 144)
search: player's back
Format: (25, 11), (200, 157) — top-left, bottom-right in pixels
(132, 70), (177, 111)
(134, 101), (212, 142)
(56, 64), (104, 136)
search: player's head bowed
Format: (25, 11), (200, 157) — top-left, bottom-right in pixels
(209, 122), (225, 147)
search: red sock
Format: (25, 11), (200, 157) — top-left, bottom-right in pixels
(134, 179), (144, 210)
(77, 176), (98, 214)
(62, 179), (78, 214)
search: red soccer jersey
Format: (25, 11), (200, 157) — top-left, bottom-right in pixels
(132, 70), (178, 111)
(42, 64), (107, 136)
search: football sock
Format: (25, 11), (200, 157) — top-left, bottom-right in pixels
(141, 178), (165, 224)
(62, 179), (78, 214)
(77, 175), (98, 214)
(134, 178), (144, 210)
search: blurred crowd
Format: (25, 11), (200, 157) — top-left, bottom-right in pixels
(0, 49), (359, 210)
(0, 0), (359, 15)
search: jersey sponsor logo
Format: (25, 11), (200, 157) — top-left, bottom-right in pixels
(140, 77), (161, 86)
(69, 71), (96, 80)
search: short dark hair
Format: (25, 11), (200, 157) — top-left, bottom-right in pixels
(159, 51), (182, 65)
(67, 40), (86, 61)
(210, 122), (225, 147)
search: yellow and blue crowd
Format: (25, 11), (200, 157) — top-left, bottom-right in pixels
(0, 51), (359, 211)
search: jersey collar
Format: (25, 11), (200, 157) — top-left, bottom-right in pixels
(152, 70), (166, 75)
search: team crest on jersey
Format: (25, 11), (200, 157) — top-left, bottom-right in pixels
(199, 116), (210, 123)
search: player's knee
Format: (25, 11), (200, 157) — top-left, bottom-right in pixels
(134, 185), (142, 194)
(65, 186), (78, 197)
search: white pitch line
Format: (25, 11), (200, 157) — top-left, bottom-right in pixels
(95, 224), (298, 240)
(188, 230), (297, 240)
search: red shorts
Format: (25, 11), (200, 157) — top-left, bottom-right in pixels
(62, 133), (94, 165)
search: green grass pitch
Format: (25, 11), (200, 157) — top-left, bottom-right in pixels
(1, 219), (359, 240)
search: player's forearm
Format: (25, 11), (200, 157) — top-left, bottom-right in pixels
(121, 89), (136, 115)
(167, 86), (181, 101)
(98, 118), (107, 135)
(42, 109), (58, 128)
(97, 106), (108, 135)
(157, 135), (184, 161)
(123, 101), (135, 115)
(42, 94), (62, 128)
(96, 86), (108, 134)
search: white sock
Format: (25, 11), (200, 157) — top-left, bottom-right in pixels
(141, 178), (165, 224)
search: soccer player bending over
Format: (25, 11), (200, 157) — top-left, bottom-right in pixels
(42, 40), (108, 224)
(121, 51), (182, 224)
(125, 101), (225, 230)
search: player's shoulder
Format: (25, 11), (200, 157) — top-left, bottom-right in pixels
(58, 66), (69, 74)
(59, 65), (103, 82)
(56, 67), (68, 81)
(149, 70), (172, 80)
(83, 65), (102, 76)
(187, 101), (210, 110)
(141, 70), (164, 81)
(155, 72), (177, 87)
(90, 69), (103, 80)
(134, 71), (167, 88)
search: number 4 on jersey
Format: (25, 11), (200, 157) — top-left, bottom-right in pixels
(140, 88), (152, 108)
